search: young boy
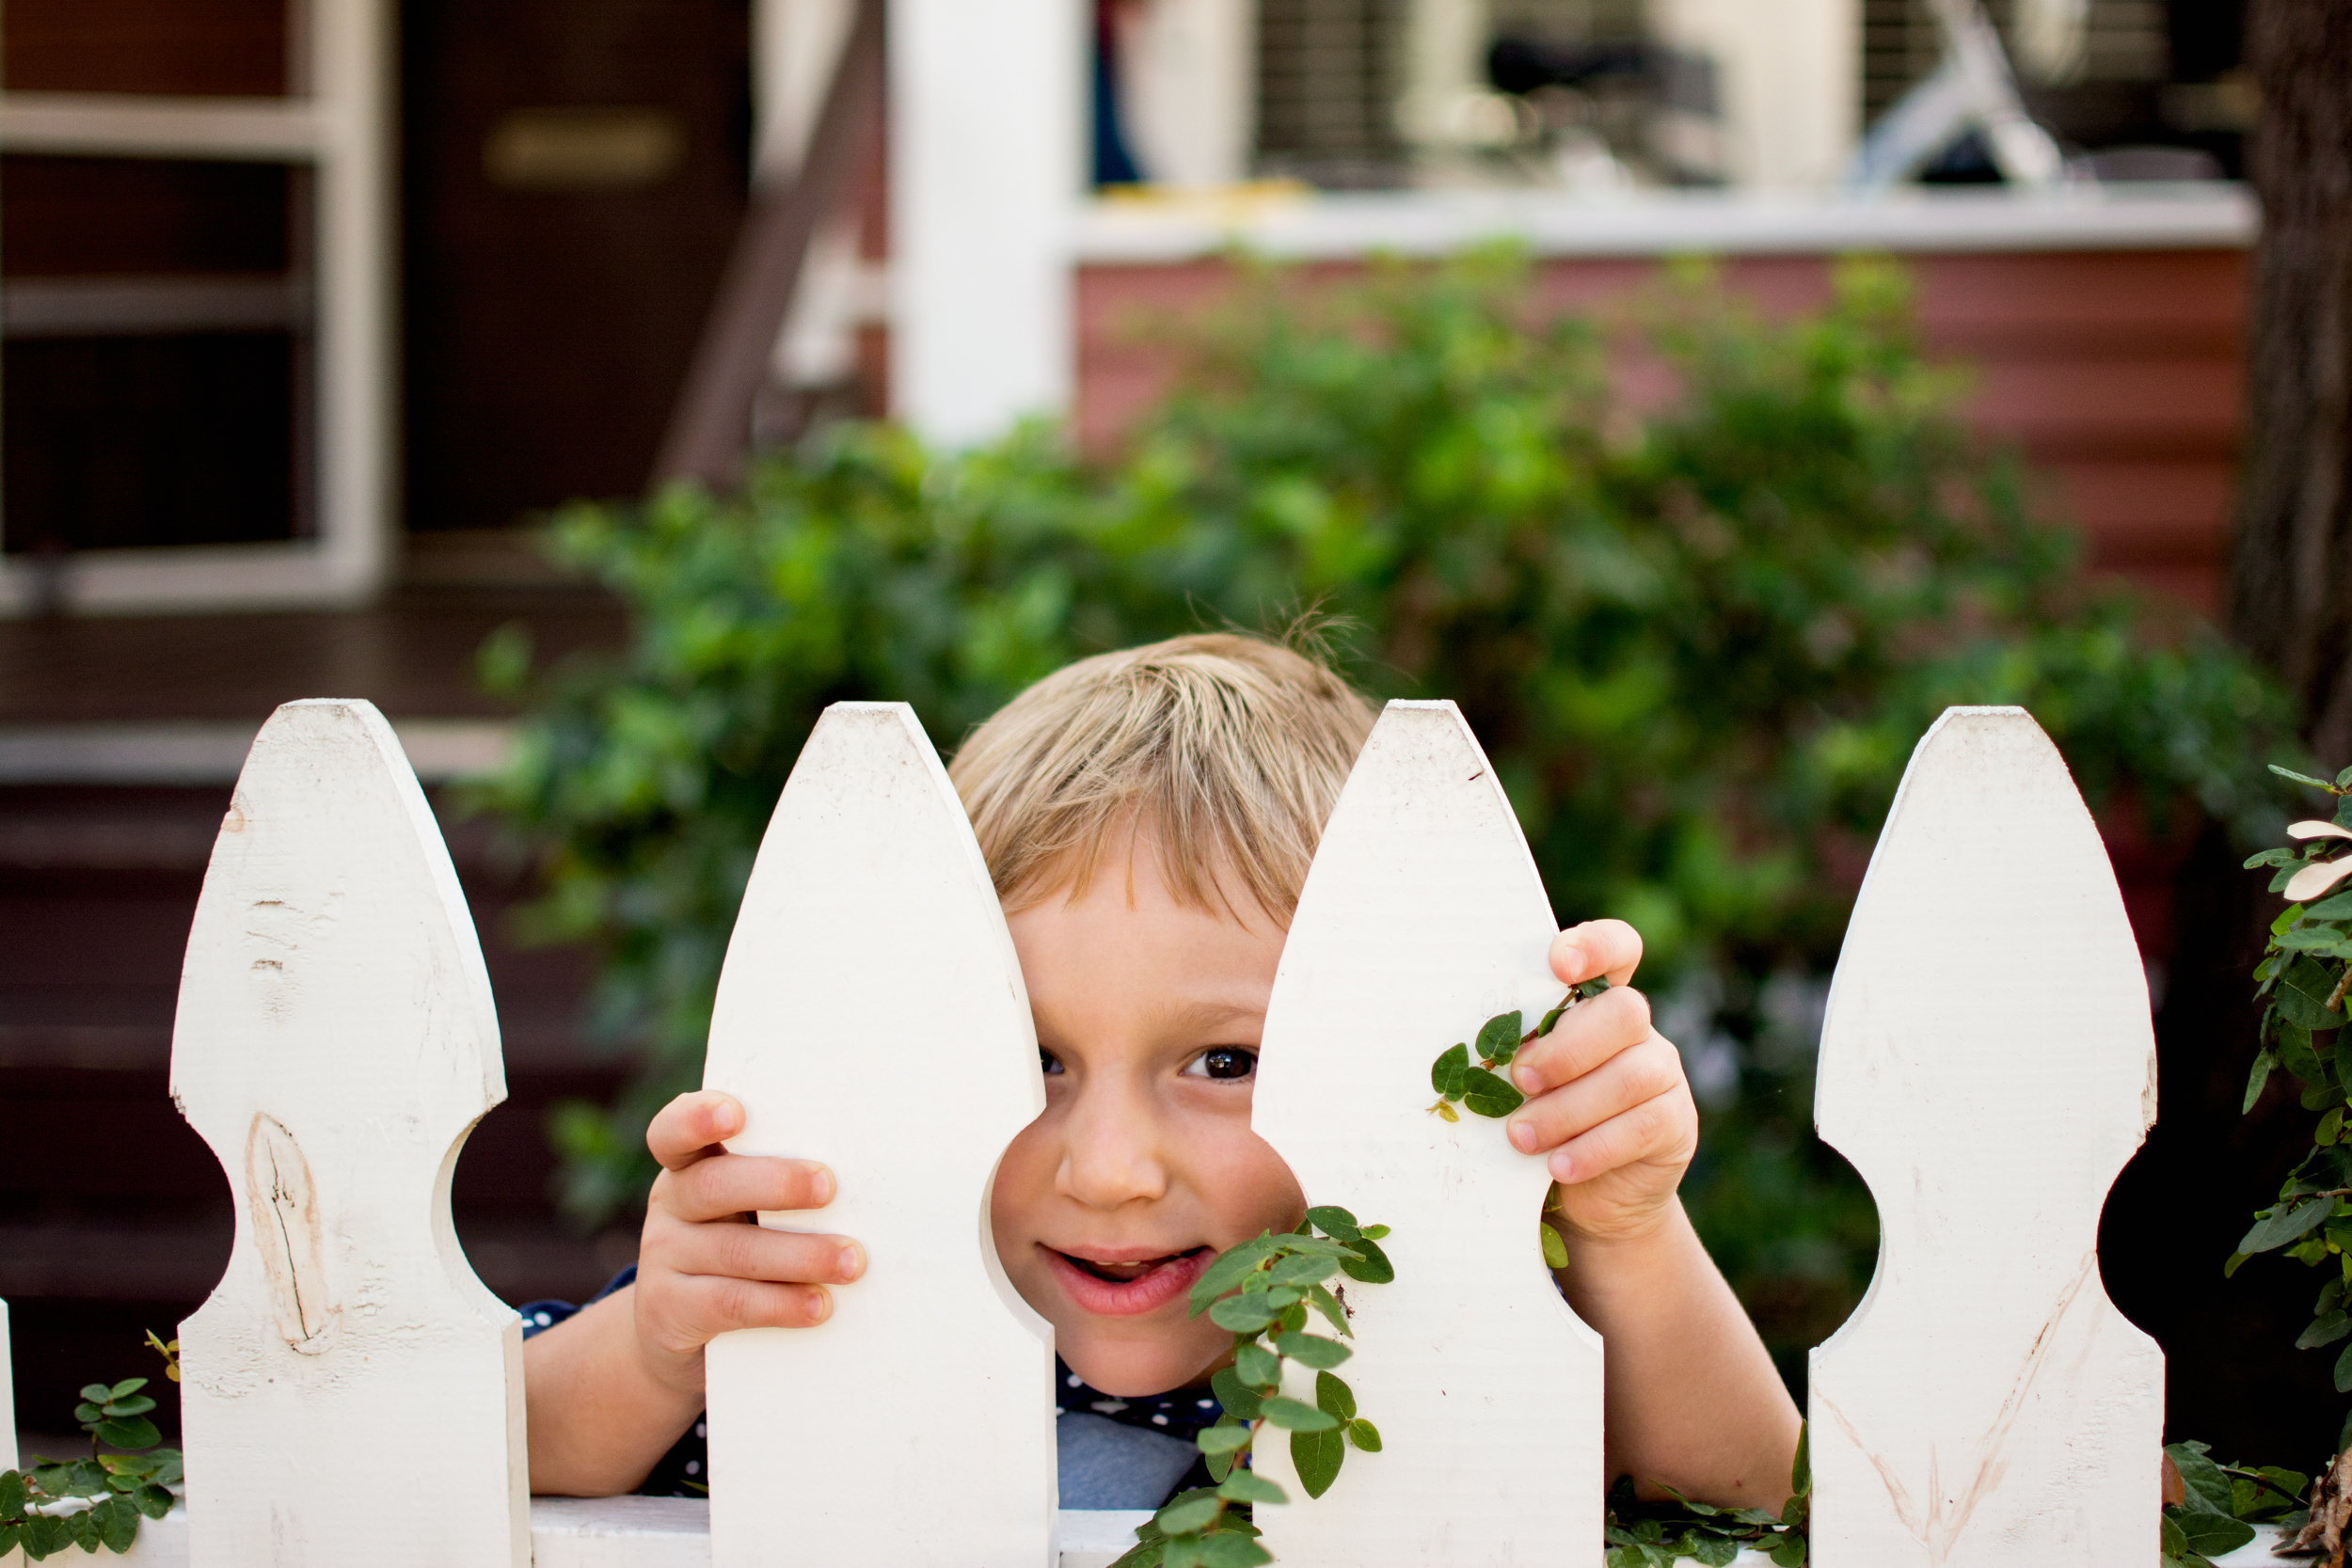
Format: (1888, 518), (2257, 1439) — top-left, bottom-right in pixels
(518, 633), (1801, 1507)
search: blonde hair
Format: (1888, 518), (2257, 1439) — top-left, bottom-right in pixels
(949, 633), (1378, 924)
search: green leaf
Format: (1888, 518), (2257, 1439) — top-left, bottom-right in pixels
(2166, 1444), (2234, 1515)
(1195, 1532), (1272, 1568)
(1431, 1044), (1470, 1099)
(1792, 1420), (1810, 1497)
(1164, 1538), (1206, 1568)
(1274, 1331), (1351, 1370)
(97, 1496), (139, 1552)
(1768, 1530), (1806, 1567)
(1205, 1449), (1235, 1485)
(1190, 1237), (1280, 1317)
(2279, 958), (2346, 1029)
(1209, 1297), (1279, 1334)
(1196, 1422), (1253, 1456)
(1339, 1238), (1394, 1285)
(72, 1403), (103, 1426)
(1359, 1225), (1389, 1240)
(135, 1482), (174, 1519)
(1304, 1205), (1359, 1242)
(1234, 1340), (1280, 1389)
(1690, 1532), (1740, 1567)
(72, 1507), (100, 1552)
(1210, 1368), (1263, 1422)
(1314, 1370), (1356, 1420)
(1306, 1284), (1351, 1338)
(95, 1418), (160, 1451)
(2335, 1338), (2352, 1394)
(27, 1512), (71, 1559)
(1259, 1395), (1340, 1432)
(1345, 1418), (1382, 1451)
(0, 1471), (23, 1517)
(2242, 1198), (2334, 1254)
(1154, 1494), (1228, 1536)
(1264, 1254), (1335, 1290)
(2173, 1510), (2256, 1557)
(100, 1395), (156, 1418)
(1541, 1221), (1570, 1269)
(1459, 1067), (1525, 1118)
(106, 1379), (147, 1402)
(2250, 848), (2302, 869)
(1105, 1541), (1167, 1568)
(0, 1525), (18, 1558)
(77, 1386), (112, 1405)
(2308, 892), (2352, 920)
(2301, 1310), (2351, 1349)
(1216, 1470), (1286, 1506)
(1292, 1427), (1345, 1497)
(2239, 1048), (2277, 1109)
(1476, 1011), (1524, 1067)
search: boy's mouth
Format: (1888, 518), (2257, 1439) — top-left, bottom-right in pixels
(1044, 1245), (1213, 1317)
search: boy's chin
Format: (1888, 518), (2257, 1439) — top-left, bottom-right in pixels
(1057, 1327), (1217, 1399)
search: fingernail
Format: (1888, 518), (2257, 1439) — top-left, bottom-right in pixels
(713, 1097), (743, 1135)
(807, 1288), (832, 1323)
(838, 1243), (865, 1281)
(1507, 1120), (1538, 1153)
(1556, 943), (1586, 979)
(814, 1165), (836, 1205)
(1549, 1150), (1576, 1183)
(1512, 1064), (1538, 1093)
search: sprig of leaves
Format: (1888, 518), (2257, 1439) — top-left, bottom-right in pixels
(1605, 1424), (1810, 1567)
(0, 1336), (183, 1561)
(1111, 1212), (1394, 1568)
(2236, 765), (2352, 1432)
(2161, 1441), (2303, 1568)
(1428, 981), (1611, 1269)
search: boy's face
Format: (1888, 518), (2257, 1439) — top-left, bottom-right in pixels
(990, 842), (1304, 1397)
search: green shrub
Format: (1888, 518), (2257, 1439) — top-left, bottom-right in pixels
(475, 249), (2294, 1372)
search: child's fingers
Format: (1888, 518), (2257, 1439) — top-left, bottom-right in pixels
(1510, 984), (1653, 1098)
(1549, 919), (1643, 990)
(1503, 1034), (1683, 1157)
(659, 1152), (836, 1223)
(1537, 1079), (1695, 1187)
(645, 1090), (747, 1172)
(656, 1215), (866, 1289)
(663, 1273), (836, 1334)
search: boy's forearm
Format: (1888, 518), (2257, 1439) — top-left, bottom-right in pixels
(522, 1285), (707, 1496)
(1556, 1198), (1802, 1509)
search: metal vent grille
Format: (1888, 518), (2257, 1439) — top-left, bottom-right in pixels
(1254, 0), (1403, 173)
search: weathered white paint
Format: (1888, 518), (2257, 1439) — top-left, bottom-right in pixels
(700, 704), (1056, 1568)
(1249, 700), (1605, 1565)
(110, 1503), (1173, 1567)
(1809, 707), (2161, 1568)
(169, 700), (526, 1567)
(889, 0), (1078, 443)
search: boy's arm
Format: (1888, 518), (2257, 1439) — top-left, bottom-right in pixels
(1558, 1203), (1802, 1507)
(1508, 922), (1801, 1508)
(524, 1092), (864, 1496)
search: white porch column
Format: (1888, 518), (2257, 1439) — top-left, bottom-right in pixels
(890, 0), (1082, 445)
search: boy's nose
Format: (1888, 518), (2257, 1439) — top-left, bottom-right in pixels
(1056, 1082), (1170, 1209)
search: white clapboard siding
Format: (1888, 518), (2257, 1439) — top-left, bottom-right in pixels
(1250, 700), (1605, 1566)
(700, 704), (1057, 1568)
(168, 700), (527, 1568)
(1809, 706), (2162, 1568)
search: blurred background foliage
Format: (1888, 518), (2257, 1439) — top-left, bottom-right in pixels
(473, 248), (2295, 1389)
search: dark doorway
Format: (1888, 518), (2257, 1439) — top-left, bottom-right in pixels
(401, 0), (753, 535)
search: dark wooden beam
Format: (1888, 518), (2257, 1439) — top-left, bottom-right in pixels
(650, 0), (885, 491)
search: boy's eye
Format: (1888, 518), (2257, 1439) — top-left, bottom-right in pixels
(1041, 1048), (1065, 1076)
(1184, 1047), (1257, 1082)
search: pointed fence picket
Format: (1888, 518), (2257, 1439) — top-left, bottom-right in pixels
(1, 697), (2192, 1566)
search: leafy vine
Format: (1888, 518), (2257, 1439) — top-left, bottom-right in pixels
(1112, 1211), (1395, 1568)
(0, 1333), (183, 1560)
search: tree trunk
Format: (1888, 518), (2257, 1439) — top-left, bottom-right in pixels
(2230, 1), (2352, 764)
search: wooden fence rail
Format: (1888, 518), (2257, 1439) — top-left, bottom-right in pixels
(2, 697), (2187, 1565)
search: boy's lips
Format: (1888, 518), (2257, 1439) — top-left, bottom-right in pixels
(1043, 1244), (1212, 1318)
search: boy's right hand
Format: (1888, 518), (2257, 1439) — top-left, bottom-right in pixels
(632, 1089), (865, 1399)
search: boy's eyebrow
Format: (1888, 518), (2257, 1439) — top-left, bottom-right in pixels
(1150, 994), (1268, 1035)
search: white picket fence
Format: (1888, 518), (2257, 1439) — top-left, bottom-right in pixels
(4, 695), (2217, 1566)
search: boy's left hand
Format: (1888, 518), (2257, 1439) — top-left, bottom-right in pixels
(1502, 919), (1697, 1246)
